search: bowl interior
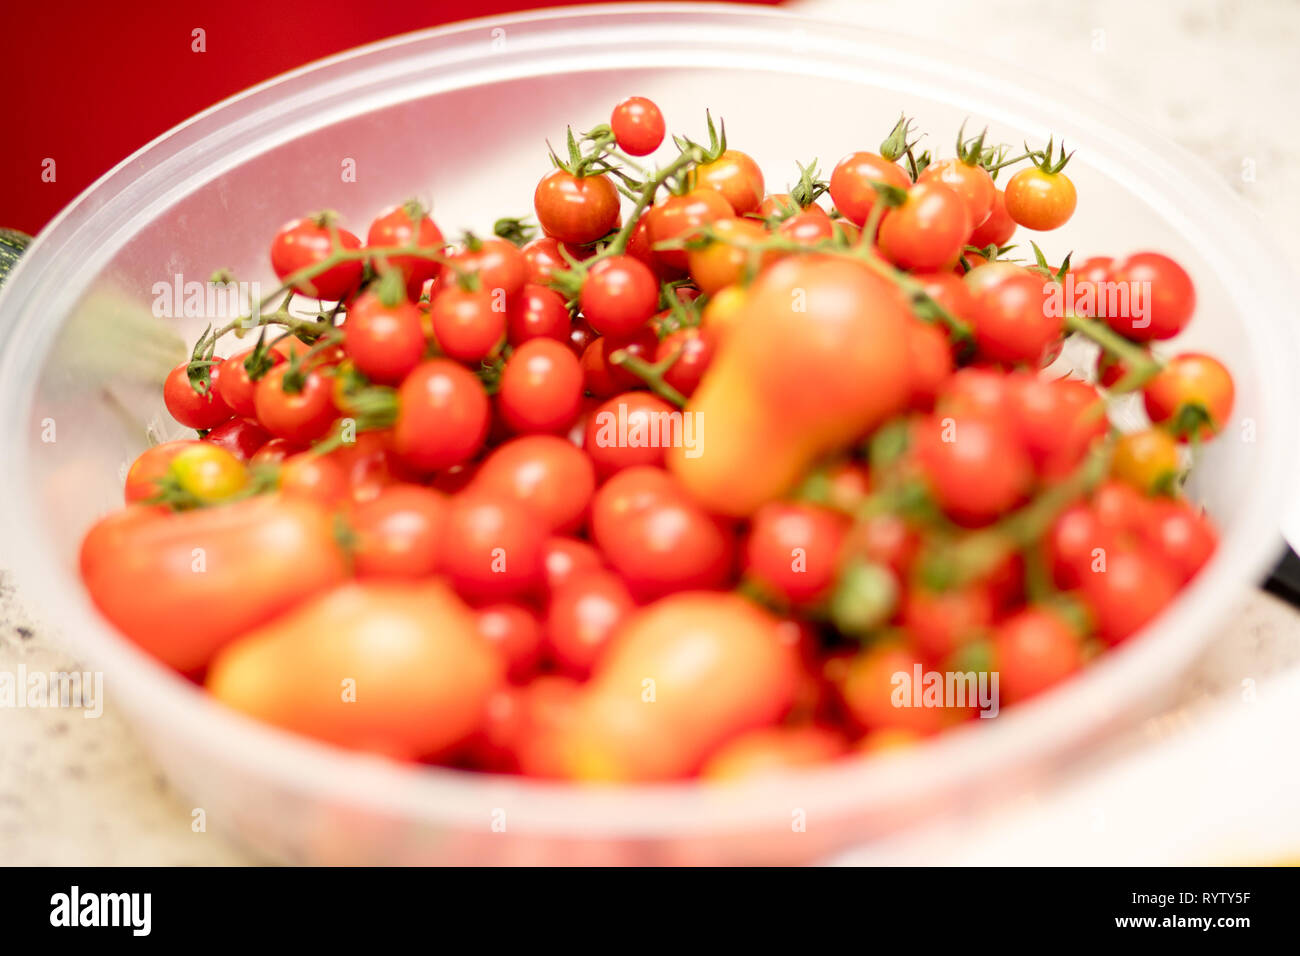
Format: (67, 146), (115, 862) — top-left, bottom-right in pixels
(0, 4), (1293, 859)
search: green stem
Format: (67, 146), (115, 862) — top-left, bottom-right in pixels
(608, 348), (687, 408)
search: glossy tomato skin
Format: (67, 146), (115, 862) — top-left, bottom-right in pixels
(1103, 252), (1195, 341)
(656, 327), (716, 398)
(589, 466), (735, 600)
(474, 602), (544, 682)
(645, 188), (733, 271)
(164, 362), (233, 430)
(544, 569), (637, 678)
(963, 264), (1063, 366)
(270, 217), (364, 301)
(993, 608), (1082, 704)
(541, 536), (604, 594)
(1142, 352), (1233, 441)
(579, 329), (657, 398)
(670, 256), (912, 516)
(1111, 428), (1181, 493)
(1140, 498), (1216, 584)
(690, 149), (765, 216)
(168, 443), (248, 504)
(506, 284), (570, 346)
(878, 182), (972, 272)
(1004, 167), (1077, 231)
(744, 502), (848, 604)
(471, 435), (596, 535)
(80, 496), (347, 672)
(828, 151), (911, 227)
(441, 238), (527, 300)
(253, 363), (338, 443)
(344, 291), (427, 384)
(534, 169), (620, 246)
(610, 96), (665, 156)
(520, 236), (572, 286)
(583, 391), (678, 476)
(579, 255), (659, 338)
(123, 440), (202, 503)
(1079, 546), (1178, 645)
(216, 349), (285, 419)
(279, 452), (350, 509)
(393, 359), (490, 471)
(912, 412), (1033, 524)
(350, 484), (449, 578)
(686, 216), (774, 295)
(207, 580), (502, 760)
(561, 592), (798, 781)
(366, 203), (445, 297)
(497, 339), (584, 435)
(1008, 374), (1107, 477)
(968, 188), (1017, 248)
(917, 158), (996, 229)
(429, 287), (506, 362)
(442, 492), (548, 602)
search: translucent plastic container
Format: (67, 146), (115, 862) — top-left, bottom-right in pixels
(0, 4), (1294, 864)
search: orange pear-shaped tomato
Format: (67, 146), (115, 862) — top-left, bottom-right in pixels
(667, 255), (912, 515)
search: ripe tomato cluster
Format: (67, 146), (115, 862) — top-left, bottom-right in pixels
(81, 98), (1235, 783)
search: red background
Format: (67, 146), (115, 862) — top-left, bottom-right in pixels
(2, 0), (780, 236)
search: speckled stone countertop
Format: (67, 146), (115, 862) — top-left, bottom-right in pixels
(2, 0), (1299, 864)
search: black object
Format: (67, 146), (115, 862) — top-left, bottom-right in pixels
(1262, 545), (1300, 607)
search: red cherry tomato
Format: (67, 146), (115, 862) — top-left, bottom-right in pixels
(1103, 251), (1195, 341)
(350, 484), (449, 578)
(366, 203), (445, 297)
(203, 417), (272, 462)
(253, 363), (337, 443)
(278, 451), (350, 508)
(344, 290), (427, 384)
(216, 349), (285, 419)
(589, 466), (734, 600)
(164, 361), (233, 430)
(992, 608), (1082, 704)
(472, 435), (596, 535)
(583, 391), (679, 476)
(442, 492), (548, 602)
(878, 182), (972, 272)
(507, 284), (571, 346)
(429, 286), (506, 363)
(1079, 546), (1178, 645)
(963, 264), (1063, 365)
(828, 151), (910, 227)
(270, 216), (364, 301)
(440, 238), (527, 300)
(645, 188), (733, 271)
(474, 602), (544, 682)
(393, 359), (490, 471)
(544, 569), (637, 677)
(534, 169), (620, 246)
(1142, 352), (1234, 441)
(579, 255), (659, 338)
(917, 158), (996, 229)
(1139, 498), (1217, 584)
(655, 326), (716, 398)
(610, 96), (665, 156)
(913, 412), (1033, 524)
(520, 236), (573, 286)
(744, 502), (847, 604)
(904, 319), (955, 410)
(903, 584), (994, 664)
(497, 339), (585, 435)
(968, 188), (1017, 248)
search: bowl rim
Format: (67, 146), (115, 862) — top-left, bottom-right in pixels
(0, 1), (1295, 838)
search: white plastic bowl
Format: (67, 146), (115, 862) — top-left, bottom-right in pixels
(0, 4), (1294, 864)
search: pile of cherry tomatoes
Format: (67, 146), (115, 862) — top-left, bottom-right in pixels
(79, 97), (1234, 782)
